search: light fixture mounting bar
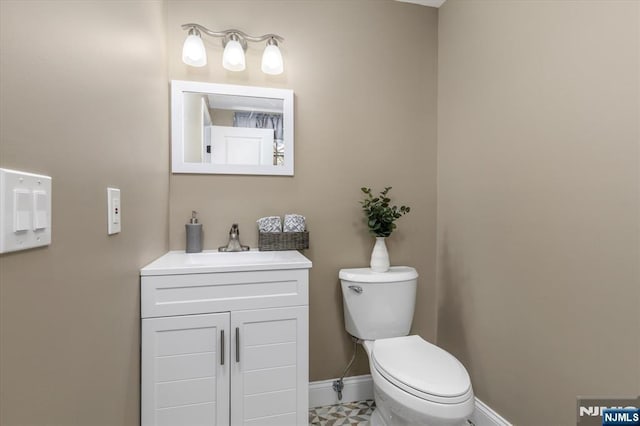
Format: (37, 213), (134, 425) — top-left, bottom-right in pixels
(181, 24), (284, 43)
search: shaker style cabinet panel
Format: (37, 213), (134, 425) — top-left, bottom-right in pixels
(142, 313), (230, 426)
(141, 269), (309, 318)
(140, 250), (312, 426)
(231, 307), (308, 426)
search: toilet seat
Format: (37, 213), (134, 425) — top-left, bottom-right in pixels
(371, 335), (473, 405)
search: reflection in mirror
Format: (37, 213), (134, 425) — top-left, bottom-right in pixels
(183, 93), (284, 166)
(172, 81), (294, 175)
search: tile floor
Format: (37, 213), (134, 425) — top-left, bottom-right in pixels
(309, 400), (477, 426)
(309, 399), (376, 425)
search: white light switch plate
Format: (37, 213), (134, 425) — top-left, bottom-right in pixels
(107, 187), (121, 235)
(0, 168), (52, 253)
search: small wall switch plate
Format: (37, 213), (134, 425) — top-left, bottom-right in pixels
(0, 168), (52, 253)
(107, 187), (121, 235)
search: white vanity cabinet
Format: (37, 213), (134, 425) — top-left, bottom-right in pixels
(142, 313), (230, 426)
(140, 251), (312, 426)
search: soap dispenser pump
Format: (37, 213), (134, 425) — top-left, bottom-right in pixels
(185, 211), (203, 253)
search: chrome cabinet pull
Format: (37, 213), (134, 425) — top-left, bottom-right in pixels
(235, 327), (240, 363)
(220, 329), (225, 365)
(348, 285), (363, 294)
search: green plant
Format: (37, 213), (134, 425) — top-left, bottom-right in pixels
(360, 187), (411, 237)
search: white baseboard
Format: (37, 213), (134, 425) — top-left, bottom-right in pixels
(309, 374), (373, 408)
(308, 375), (512, 426)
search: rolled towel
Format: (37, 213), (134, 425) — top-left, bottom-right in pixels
(257, 216), (282, 233)
(283, 214), (306, 232)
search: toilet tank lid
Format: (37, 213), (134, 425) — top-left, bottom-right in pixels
(339, 266), (418, 283)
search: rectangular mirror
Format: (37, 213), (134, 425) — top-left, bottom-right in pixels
(171, 80), (294, 175)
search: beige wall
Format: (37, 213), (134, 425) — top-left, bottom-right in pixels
(6, 0), (638, 423)
(211, 109), (235, 127)
(184, 93), (206, 162)
(167, 0), (439, 380)
(437, 1), (640, 424)
(1, 0), (637, 424)
(0, 1), (169, 425)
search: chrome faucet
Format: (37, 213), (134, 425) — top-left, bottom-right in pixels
(218, 224), (250, 252)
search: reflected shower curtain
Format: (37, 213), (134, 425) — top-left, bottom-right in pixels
(233, 112), (284, 165)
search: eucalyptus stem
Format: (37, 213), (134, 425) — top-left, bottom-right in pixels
(360, 186), (411, 237)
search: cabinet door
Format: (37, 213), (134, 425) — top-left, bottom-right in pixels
(230, 306), (308, 426)
(142, 313), (230, 426)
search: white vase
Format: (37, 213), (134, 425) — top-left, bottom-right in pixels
(370, 237), (390, 272)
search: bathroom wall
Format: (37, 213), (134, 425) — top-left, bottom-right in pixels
(0, 1), (169, 425)
(437, 1), (639, 424)
(167, 0), (439, 380)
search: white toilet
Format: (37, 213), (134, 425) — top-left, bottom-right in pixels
(340, 266), (474, 426)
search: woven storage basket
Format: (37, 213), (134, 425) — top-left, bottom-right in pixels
(258, 231), (309, 251)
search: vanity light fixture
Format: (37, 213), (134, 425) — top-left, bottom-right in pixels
(182, 28), (207, 67)
(181, 24), (285, 75)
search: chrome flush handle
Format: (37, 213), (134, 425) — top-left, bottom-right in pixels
(348, 285), (363, 294)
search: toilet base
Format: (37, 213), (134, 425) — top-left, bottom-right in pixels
(359, 339), (474, 426)
(370, 409), (385, 426)
(371, 382), (474, 426)
(372, 407), (470, 426)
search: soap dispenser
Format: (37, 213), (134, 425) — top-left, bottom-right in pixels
(185, 211), (203, 253)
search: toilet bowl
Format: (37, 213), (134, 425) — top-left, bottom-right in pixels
(365, 338), (474, 425)
(339, 267), (474, 426)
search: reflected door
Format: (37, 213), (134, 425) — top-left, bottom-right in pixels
(211, 126), (275, 166)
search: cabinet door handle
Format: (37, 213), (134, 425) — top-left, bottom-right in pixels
(220, 329), (225, 366)
(235, 327), (240, 363)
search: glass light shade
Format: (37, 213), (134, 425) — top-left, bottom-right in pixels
(182, 34), (207, 67)
(222, 40), (246, 71)
(261, 44), (284, 75)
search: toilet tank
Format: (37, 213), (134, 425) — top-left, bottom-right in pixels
(339, 266), (418, 340)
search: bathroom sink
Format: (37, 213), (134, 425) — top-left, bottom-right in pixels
(140, 249), (312, 276)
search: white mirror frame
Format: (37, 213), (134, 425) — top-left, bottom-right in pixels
(171, 80), (294, 175)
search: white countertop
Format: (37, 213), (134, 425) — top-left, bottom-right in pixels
(140, 249), (312, 276)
